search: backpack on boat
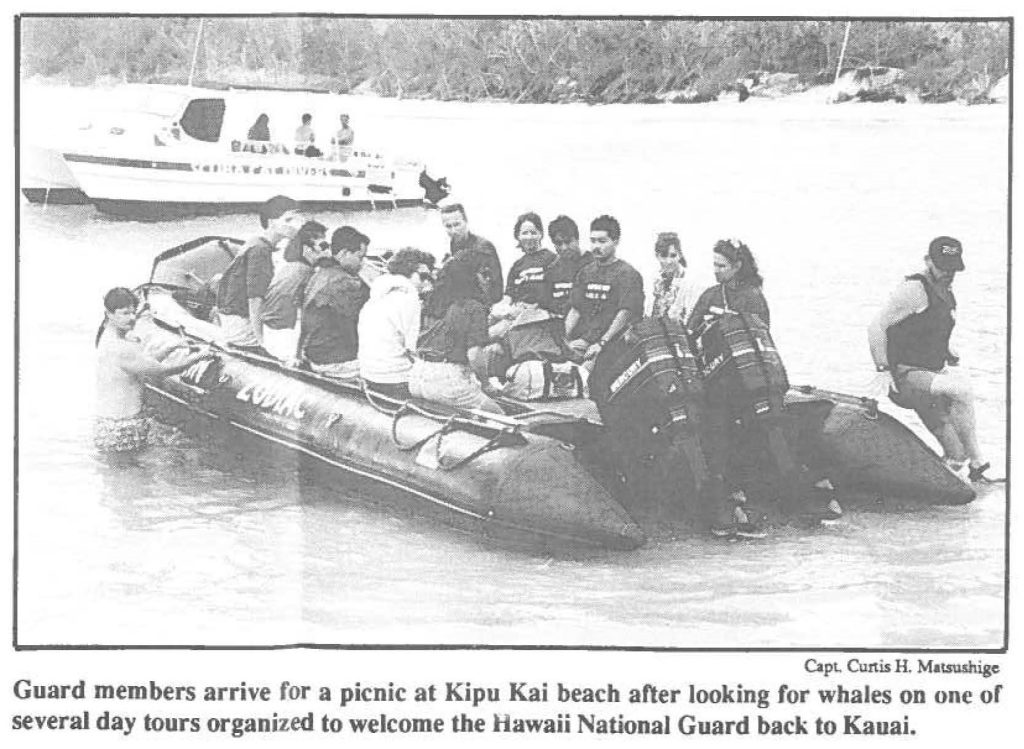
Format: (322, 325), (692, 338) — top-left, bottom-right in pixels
(498, 311), (583, 400)
(587, 318), (713, 518)
(503, 359), (586, 401)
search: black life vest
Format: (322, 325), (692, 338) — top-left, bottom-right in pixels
(886, 273), (956, 371)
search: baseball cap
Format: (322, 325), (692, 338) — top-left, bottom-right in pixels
(928, 236), (965, 272)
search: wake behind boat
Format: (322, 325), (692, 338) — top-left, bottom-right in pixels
(123, 236), (974, 552)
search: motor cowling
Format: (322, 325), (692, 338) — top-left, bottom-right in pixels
(692, 311), (789, 420)
(588, 318), (713, 519)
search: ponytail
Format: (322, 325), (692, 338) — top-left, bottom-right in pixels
(713, 239), (763, 288)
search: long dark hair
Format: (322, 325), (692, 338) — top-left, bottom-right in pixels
(96, 287), (139, 346)
(714, 239), (763, 288)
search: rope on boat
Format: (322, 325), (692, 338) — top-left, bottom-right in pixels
(436, 430), (509, 471)
(361, 379), (406, 415)
(794, 384), (879, 420)
(392, 403), (456, 452)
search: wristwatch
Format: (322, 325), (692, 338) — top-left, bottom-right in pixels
(876, 364), (889, 372)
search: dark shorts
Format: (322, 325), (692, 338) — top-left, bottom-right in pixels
(890, 367), (950, 431)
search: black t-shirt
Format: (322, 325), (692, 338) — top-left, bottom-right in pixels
(506, 248), (556, 304)
(545, 251), (594, 317)
(568, 257), (645, 343)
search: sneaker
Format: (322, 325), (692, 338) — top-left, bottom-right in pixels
(968, 462), (1005, 484)
(710, 504), (747, 538)
(944, 457), (968, 477)
(802, 478), (842, 522)
(822, 498), (843, 520)
(735, 516), (768, 539)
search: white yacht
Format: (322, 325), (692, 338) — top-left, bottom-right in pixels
(56, 84), (438, 218)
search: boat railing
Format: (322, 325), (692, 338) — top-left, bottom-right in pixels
(227, 139), (387, 164)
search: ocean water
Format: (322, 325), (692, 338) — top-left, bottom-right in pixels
(15, 85), (1007, 648)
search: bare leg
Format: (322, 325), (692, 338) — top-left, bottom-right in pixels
(920, 414), (966, 462)
(930, 371), (984, 464)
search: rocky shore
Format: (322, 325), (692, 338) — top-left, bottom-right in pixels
(643, 67), (1008, 106)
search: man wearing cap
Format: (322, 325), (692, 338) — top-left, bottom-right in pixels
(868, 236), (993, 481)
(294, 226), (371, 378)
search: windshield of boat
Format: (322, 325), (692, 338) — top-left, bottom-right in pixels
(179, 98), (226, 143)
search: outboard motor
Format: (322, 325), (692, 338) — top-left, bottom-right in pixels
(691, 308), (789, 419)
(588, 318), (719, 520)
(419, 170), (451, 206)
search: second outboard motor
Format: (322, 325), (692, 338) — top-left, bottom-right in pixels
(589, 318), (718, 520)
(691, 308), (789, 419)
(692, 308), (804, 511)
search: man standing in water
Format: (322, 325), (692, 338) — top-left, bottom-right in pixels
(564, 215), (644, 366)
(95, 288), (214, 454)
(439, 203), (503, 306)
(216, 195), (301, 354)
(868, 236), (995, 482)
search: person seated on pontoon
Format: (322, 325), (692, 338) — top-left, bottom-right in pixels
(295, 226), (371, 378)
(544, 215), (594, 319)
(412, 254), (503, 413)
(260, 220), (328, 360)
(215, 196), (302, 355)
(294, 113), (320, 157)
(357, 248), (436, 401)
(564, 215), (644, 373)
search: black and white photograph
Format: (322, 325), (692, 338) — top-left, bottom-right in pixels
(11, 10), (1010, 662)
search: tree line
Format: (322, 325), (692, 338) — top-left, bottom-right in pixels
(21, 18), (1010, 103)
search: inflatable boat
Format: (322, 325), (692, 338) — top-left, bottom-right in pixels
(130, 237), (974, 552)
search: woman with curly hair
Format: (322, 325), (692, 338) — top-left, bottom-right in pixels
(687, 238), (769, 329)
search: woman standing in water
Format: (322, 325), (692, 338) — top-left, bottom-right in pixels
(689, 240), (839, 536)
(94, 288), (213, 454)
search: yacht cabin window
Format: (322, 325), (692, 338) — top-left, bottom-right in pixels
(178, 98), (226, 143)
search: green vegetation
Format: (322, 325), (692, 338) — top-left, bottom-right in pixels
(21, 18), (1009, 103)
